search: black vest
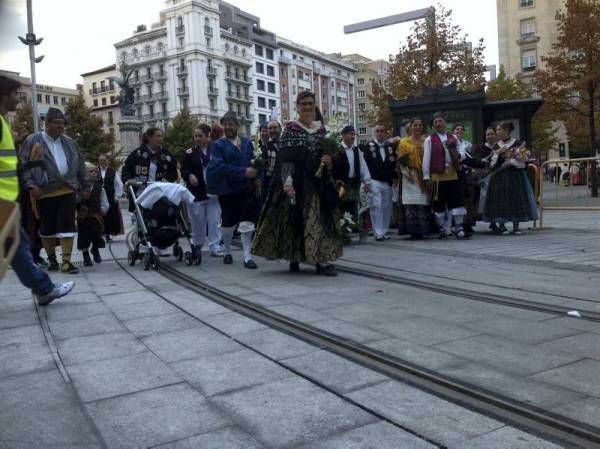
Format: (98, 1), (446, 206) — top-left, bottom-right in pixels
(363, 140), (396, 185)
(100, 167), (116, 203)
(333, 146), (361, 188)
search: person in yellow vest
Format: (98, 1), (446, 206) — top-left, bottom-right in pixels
(20, 106), (90, 274)
(0, 75), (74, 304)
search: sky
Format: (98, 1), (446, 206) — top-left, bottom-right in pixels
(0, 0), (499, 88)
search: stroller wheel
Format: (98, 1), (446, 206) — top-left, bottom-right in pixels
(143, 253), (151, 271)
(127, 250), (137, 267)
(151, 255), (160, 270)
(184, 251), (193, 266)
(175, 246), (184, 261)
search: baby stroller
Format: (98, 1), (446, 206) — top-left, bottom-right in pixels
(127, 182), (196, 270)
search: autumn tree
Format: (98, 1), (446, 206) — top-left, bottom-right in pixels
(65, 92), (114, 163)
(164, 107), (197, 160)
(369, 4), (487, 128)
(486, 65), (531, 100)
(534, 0), (600, 196)
(12, 102), (34, 145)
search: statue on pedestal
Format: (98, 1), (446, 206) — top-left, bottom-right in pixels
(109, 63), (136, 117)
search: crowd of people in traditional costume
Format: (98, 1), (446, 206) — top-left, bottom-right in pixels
(5, 83), (540, 295)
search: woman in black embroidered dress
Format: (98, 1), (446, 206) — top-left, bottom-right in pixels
(252, 92), (342, 276)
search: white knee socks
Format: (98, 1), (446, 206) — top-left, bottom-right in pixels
(241, 231), (253, 262)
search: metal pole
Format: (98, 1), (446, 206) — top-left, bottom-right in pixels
(26, 0), (39, 132)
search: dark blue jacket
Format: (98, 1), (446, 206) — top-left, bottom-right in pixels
(206, 136), (254, 195)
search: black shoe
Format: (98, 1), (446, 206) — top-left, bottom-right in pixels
(82, 251), (93, 267)
(244, 259), (258, 269)
(289, 261), (300, 273)
(91, 248), (102, 264)
(34, 256), (48, 268)
(316, 263), (337, 276)
(47, 257), (59, 272)
(375, 236), (385, 242)
(223, 254), (233, 264)
(439, 231), (449, 239)
(61, 261), (79, 274)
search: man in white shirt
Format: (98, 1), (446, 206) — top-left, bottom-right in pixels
(422, 112), (467, 239)
(332, 125), (371, 241)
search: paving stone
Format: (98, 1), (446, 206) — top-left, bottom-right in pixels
(0, 342), (55, 378)
(211, 377), (377, 449)
(200, 311), (269, 335)
(451, 426), (564, 449)
(0, 324), (45, 347)
(49, 313), (126, 340)
(296, 420), (437, 449)
(45, 302), (112, 323)
(366, 338), (469, 371)
(0, 369), (78, 411)
(552, 396), (600, 429)
(242, 292), (293, 307)
(538, 332), (600, 360)
(376, 316), (481, 346)
(87, 383), (230, 448)
(439, 361), (585, 409)
(171, 349), (293, 397)
(123, 311), (200, 338)
(253, 284), (317, 298)
(109, 299), (180, 321)
(0, 404), (101, 449)
(236, 328), (320, 361)
(318, 303), (406, 325)
(99, 290), (161, 307)
(54, 291), (100, 306)
(0, 309), (38, 330)
(162, 293), (231, 318)
(150, 426), (265, 449)
(143, 327), (240, 363)
(463, 317), (583, 344)
(346, 381), (503, 446)
(542, 316), (600, 334)
(68, 351), (182, 402)
(531, 359), (600, 397)
(282, 350), (388, 394)
(57, 331), (147, 366)
(433, 334), (582, 375)
(267, 304), (331, 323)
(311, 318), (391, 343)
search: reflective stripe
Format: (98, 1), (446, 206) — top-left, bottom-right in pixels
(0, 150), (16, 157)
(0, 170), (17, 178)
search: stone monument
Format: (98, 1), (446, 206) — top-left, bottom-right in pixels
(110, 63), (142, 157)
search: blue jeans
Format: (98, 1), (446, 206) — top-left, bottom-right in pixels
(9, 227), (54, 296)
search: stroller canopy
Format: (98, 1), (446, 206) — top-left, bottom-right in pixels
(136, 182), (195, 210)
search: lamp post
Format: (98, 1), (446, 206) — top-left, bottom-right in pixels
(18, 0), (44, 132)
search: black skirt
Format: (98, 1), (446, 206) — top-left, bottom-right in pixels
(484, 167), (535, 222)
(103, 200), (124, 236)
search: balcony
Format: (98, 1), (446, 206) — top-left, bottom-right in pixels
(225, 72), (251, 85)
(176, 66), (187, 77)
(140, 74), (154, 83)
(89, 85), (115, 96)
(204, 25), (213, 36)
(224, 53), (252, 67)
(206, 66), (217, 77)
(154, 71), (167, 80)
(155, 91), (168, 100)
(517, 33), (540, 45)
(177, 86), (189, 96)
(207, 87), (218, 96)
(176, 25), (185, 35)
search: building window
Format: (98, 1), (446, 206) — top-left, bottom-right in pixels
(45, 94), (51, 103)
(268, 99), (276, 109)
(37, 93), (42, 103)
(162, 102), (167, 113)
(357, 78), (365, 85)
(255, 62), (264, 74)
(359, 127), (367, 135)
(109, 79), (115, 90)
(237, 104), (241, 114)
(53, 95), (58, 104)
(93, 99), (98, 107)
(108, 111), (113, 125)
(520, 18), (536, 37)
(144, 45), (151, 55)
(182, 98), (188, 109)
(267, 82), (275, 94)
(206, 37), (211, 48)
(358, 103), (366, 111)
(521, 49), (537, 71)
(258, 113), (267, 124)
(257, 79), (265, 91)
(258, 97), (266, 108)
(61, 97), (66, 105)
(266, 48), (274, 60)
(234, 45), (238, 54)
(358, 90), (365, 98)
(210, 98), (215, 109)
(255, 44), (263, 56)
(266, 65), (274, 77)
(520, 0), (534, 7)
(242, 48), (246, 56)
(178, 37), (184, 48)
(102, 98), (107, 106)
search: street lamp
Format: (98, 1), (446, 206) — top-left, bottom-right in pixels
(18, 0), (44, 132)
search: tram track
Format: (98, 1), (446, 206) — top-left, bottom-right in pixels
(112, 233), (600, 449)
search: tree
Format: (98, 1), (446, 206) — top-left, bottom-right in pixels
(164, 107), (197, 159)
(486, 65), (531, 100)
(534, 0), (600, 196)
(12, 102), (34, 145)
(369, 4), (487, 128)
(65, 92), (114, 163)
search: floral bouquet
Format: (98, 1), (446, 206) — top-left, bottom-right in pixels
(337, 212), (360, 237)
(316, 116), (343, 178)
(251, 143), (265, 197)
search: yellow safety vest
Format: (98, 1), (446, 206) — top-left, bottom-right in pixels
(0, 115), (18, 201)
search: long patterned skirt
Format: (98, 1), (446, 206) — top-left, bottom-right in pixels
(484, 167), (538, 223)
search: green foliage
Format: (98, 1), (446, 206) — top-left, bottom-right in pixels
(65, 92), (114, 163)
(164, 108), (197, 160)
(486, 65), (531, 101)
(12, 102), (34, 145)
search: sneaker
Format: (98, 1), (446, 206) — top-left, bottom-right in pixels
(455, 229), (466, 239)
(61, 262), (79, 274)
(244, 259), (258, 269)
(36, 281), (75, 306)
(375, 236), (385, 242)
(210, 250), (224, 257)
(47, 257), (59, 272)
